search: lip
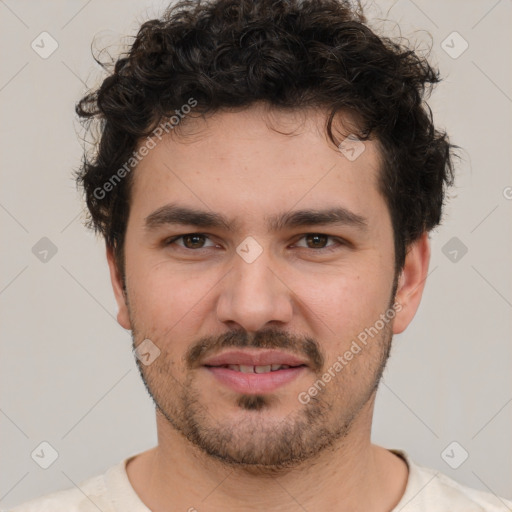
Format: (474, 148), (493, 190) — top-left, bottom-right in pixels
(201, 349), (308, 368)
(204, 365), (307, 394)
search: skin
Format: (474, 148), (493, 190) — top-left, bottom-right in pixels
(107, 104), (430, 511)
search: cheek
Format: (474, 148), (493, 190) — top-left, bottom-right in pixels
(126, 256), (221, 335)
(294, 267), (392, 343)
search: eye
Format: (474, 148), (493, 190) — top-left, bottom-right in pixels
(165, 233), (217, 250)
(292, 233), (343, 251)
(163, 233), (345, 253)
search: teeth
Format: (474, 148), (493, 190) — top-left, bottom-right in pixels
(224, 364), (292, 373)
(254, 365), (271, 374)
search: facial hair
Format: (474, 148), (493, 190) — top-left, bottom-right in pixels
(130, 309), (395, 475)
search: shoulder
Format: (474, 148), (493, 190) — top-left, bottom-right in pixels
(393, 450), (512, 511)
(9, 465), (116, 512)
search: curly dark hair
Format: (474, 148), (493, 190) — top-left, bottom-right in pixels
(76, 0), (456, 278)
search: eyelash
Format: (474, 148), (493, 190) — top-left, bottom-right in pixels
(164, 233), (345, 253)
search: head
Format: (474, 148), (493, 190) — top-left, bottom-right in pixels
(76, 0), (455, 471)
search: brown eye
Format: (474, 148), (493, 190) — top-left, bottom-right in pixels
(182, 234), (207, 249)
(165, 233), (216, 250)
(305, 234), (329, 249)
(294, 233), (340, 250)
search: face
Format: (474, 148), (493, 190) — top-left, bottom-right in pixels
(108, 105), (428, 471)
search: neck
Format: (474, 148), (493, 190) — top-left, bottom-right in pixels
(127, 400), (409, 511)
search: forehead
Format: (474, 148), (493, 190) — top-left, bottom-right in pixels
(128, 105), (386, 229)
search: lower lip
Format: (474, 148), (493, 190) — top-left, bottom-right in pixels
(204, 366), (307, 394)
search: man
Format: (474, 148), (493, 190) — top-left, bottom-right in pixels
(13, 0), (511, 510)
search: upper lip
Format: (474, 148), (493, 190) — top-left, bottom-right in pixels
(202, 349), (308, 367)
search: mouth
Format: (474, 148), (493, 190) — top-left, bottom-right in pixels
(204, 363), (305, 373)
(201, 350), (309, 394)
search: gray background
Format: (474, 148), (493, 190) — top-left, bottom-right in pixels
(1, 0), (511, 508)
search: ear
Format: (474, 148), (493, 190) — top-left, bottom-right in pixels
(106, 245), (132, 330)
(392, 232), (431, 334)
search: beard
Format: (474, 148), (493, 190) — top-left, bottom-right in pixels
(130, 302), (395, 474)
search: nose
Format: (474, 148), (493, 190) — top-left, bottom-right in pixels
(216, 246), (294, 332)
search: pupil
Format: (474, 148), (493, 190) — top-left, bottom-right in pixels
(307, 234), (327, 248)
(185, 234), (204, 248)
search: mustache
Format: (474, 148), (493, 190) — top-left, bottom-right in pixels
(185, 327), (324, 373)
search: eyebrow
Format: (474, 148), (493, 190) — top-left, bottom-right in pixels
(144, 204), (368, 233)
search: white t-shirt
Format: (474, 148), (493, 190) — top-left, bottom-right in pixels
(10, 450), (512, 511)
